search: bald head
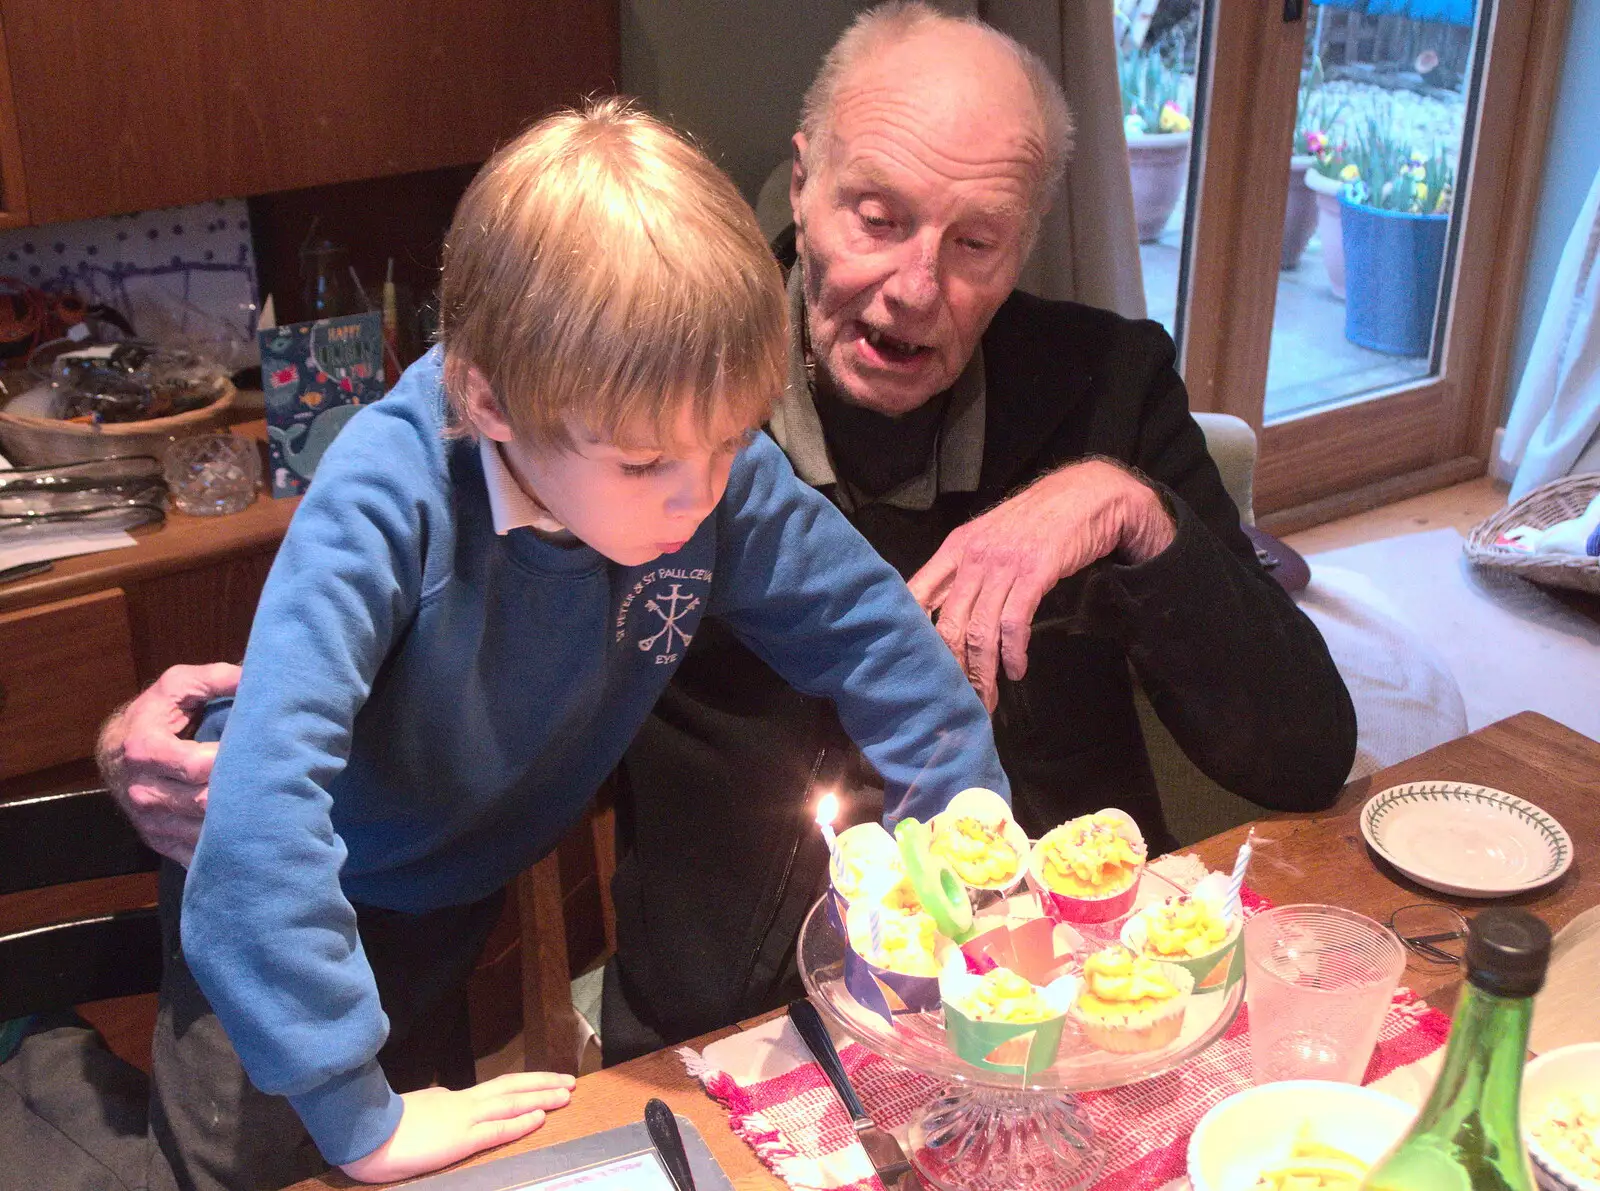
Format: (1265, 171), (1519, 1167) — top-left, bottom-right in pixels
(787, 6), (1070, 416)
(798, 3), (1073, 227)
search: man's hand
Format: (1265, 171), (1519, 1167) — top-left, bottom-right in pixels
(907, 460), (1175, 711)
(340, 1072), (577, 1184)
(96, 662), (241, 866)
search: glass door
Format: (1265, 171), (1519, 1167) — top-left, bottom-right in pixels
(1144, 0), (1561, 524)
(1115, 0), (1204, 344)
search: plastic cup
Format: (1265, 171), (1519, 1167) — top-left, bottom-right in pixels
(1243, 904), (1405, 1086)
(164, 433), (260, 516)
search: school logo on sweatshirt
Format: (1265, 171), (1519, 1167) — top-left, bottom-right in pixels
(614, 567), (713, 666)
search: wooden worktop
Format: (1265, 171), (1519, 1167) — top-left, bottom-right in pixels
(0, 418), (299, 616)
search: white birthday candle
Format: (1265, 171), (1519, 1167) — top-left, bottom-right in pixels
(868, 905), (884, 958)
(1225, 827), (1255, 920)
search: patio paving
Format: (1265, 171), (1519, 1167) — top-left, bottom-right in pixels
(1128, 74), (1462, 423)
(1140, 226), (1431, 422)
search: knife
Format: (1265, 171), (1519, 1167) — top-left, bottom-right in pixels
(645, 1097), (697, 1191)
(787, 998), (919, 1190)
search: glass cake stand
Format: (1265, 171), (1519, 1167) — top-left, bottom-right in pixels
(796, 869), (1244, 1191)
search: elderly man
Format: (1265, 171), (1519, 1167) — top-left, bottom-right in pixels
(98, 4), (1353, 1068)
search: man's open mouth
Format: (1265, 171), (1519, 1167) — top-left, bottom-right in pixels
(859, 323), (930, 365)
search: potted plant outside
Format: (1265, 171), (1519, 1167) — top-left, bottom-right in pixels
(1284, 59), (1346, 271)
(1339, 119), (1456, 357)
(1120, 43), (1193, 244)
(1305, 144), (1352, 299)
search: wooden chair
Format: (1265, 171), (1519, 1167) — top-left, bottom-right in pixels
(0, 788), (162, 1023)
(516, 784), (618, 1076)
(1, 783), (616, 1081)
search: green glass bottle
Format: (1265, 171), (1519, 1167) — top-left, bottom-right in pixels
(1362, 907), (1551, 1191)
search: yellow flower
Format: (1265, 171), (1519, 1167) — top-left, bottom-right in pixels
(1340, 163), (1360, 181)
(1158, 101), (1191, 134)
(1415, 181), (1429, 204)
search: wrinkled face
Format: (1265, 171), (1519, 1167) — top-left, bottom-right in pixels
(497, 404), (758, 568)
(791, 31), (1045, 415)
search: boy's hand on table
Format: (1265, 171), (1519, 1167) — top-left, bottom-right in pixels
(98, 662), (241, 866)
(339, 1071), (578, 1184)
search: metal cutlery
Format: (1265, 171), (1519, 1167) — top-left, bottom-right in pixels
(787, 998), (920, 1190)
(645, 1096), (698, 1191)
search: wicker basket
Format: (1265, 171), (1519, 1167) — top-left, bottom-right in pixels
(1464, 473), (1600, 596)
(0, 379), (237, 467)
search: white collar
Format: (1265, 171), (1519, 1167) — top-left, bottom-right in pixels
(477, 436), (568, 536)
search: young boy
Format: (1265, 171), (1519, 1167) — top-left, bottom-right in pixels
(178, 99), (1008, 1186)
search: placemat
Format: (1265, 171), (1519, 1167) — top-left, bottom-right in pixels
(679, 887), (1452, 1191)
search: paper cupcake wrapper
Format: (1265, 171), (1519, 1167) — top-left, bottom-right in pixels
(959, 912), (1084, 986)
(826, 886), (848, 936)
(941, 1001), (1069, 1077)
(842, 939), (943, 1024)
(1119, 913), (1245, 994)
(1027, 868), (1142, 925)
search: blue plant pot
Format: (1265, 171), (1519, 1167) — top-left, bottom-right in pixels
(1339, 196), (1449, 357)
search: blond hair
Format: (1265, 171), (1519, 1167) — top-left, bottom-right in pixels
(798, 3), (1074, 231)
(439, 97), (786, 450)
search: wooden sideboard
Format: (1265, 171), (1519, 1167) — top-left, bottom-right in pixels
(0, 464), (298, 1068)
(0, 478), (298, 786)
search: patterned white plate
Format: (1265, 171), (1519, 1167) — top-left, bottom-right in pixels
(1360, 782), (1574, 898)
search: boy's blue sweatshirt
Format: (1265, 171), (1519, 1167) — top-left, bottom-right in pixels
(183, 350), (1008, 1165)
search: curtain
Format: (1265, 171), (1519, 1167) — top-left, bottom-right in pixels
(976, 0), (1148, 315)
(1500, 161), (1600, 499)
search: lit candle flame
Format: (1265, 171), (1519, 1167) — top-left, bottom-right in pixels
(815, 791), (839, 855)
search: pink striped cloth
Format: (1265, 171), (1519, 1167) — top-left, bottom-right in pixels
(683, 889), (1452, 1191)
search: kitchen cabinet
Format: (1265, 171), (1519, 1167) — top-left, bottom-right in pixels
(0, 473), (291, 783)
(0, 589), (140, 776)
(0, 0), (617, 226)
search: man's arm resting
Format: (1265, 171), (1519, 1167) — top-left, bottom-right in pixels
(907, 457), (1176, 711)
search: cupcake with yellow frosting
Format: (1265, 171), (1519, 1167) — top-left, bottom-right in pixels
(846, 894), (941, 977)
(947, 966), (1058, 1024)
(940, 959), (1078, 1076)
(1070, 943), (1193, 1053)
(840, 890), (947, 1021)
(1121, 879), (1244, 994)
(930, 787), (1029, 894)
(830, 822), (904, 907)
(1029, 809), (1147, 925)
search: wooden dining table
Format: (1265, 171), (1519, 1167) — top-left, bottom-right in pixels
(290, 710), (1599, 1190)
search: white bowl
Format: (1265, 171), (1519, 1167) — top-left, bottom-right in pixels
(1524, 1043), (1600, 1191)
(1187, 1080), (1415, 1191)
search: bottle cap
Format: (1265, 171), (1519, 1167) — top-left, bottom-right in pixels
(1465, 908), (1551, 997)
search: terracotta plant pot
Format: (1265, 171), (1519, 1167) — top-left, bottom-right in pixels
(1305, 167), (1346, 299)
(1127, 131), (1192, 243)
(1282, 155), (1319, 271)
